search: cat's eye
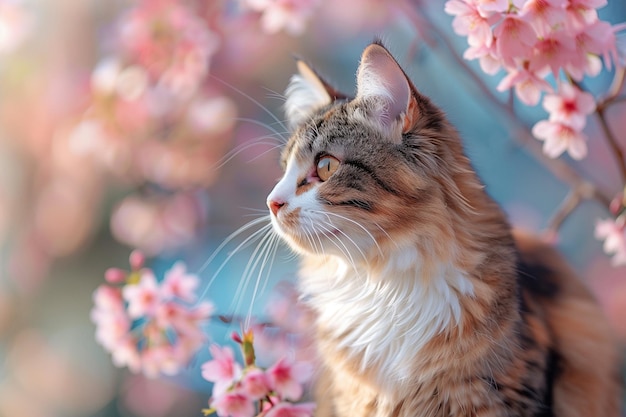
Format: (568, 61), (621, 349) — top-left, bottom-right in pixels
(316, 155), (340, 181)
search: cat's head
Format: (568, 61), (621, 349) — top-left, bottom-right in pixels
(267, 41), (497, 269)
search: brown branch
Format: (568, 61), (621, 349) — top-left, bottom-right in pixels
(399, 0), (612, 210)
(544, 182), (597, 238)
(596, 105), (626, 183)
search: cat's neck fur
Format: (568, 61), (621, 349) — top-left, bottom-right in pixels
(298, 237), (480, 392)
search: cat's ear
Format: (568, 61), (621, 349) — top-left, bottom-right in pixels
(355, 42), (419, 139)
(284, 60), (347, 129)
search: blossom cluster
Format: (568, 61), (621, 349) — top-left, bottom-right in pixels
(445, 0), (620, 160)
(91, 251), (213, 378)
(595, 192), (626, 266)
(201, 330), (315, 417)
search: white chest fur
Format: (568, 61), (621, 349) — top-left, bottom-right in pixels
(299, 248), (474, 391)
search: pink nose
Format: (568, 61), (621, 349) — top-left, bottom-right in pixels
(268, 199), (285, 216)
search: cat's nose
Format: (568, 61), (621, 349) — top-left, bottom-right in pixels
(267, 199), (285, 217)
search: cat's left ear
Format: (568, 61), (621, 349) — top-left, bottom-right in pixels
(285, 60), (348, 129)
(355, 42), (420, 140)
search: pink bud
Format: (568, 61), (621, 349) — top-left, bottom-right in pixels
(610, 192), (624, 216)
(231, 331), (243, 344)
(105, 268), (127, 284)
(129, 250), (146, 270)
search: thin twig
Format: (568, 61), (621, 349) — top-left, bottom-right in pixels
(596, 106), (626, 183)
(544, 182), (597, 237)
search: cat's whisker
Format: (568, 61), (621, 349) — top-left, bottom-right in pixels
(315, 220), (363, 272)
(235, 117), (290, 141)
(209, 74), (290, 135)
(197, 215), (270, 274)
(319, 211), (384, 258)
(229, 225), (276, 316)
(211, 139), (283, 171)
(198, 220), (273, 301)
(244, 232), (280, 329)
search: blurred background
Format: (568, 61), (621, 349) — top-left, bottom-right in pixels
(0, 1), (625, 416)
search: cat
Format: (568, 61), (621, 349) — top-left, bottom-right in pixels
(265, 41), (622, 417)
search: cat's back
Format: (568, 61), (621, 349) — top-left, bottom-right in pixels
(513, 230), (622, 417)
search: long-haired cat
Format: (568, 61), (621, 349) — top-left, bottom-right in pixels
(266, 41), (622, 417)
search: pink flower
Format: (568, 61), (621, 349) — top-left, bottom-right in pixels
(243, 0), (321, 36)
(118, 0), (219, 95)
(264, 402), (316, 417)
(122, 270), (160, 318)
(202, 345), (243, 396)
(267, 358), (312, 401)
(497, 65), (552, 106)
(93, 258), (211, 378)
(211, 390), (255, 417)
(240, 368), (271, 400)
(474, 0), (509, 15)
(595, 217), (626, 266)
(542, 82), (595, 130)
(464, 43), (501, 74)
(494, 15), (537, 67)
(530, 32), (577, 77)
(160, 261), (199, 302)
(521, 0), (567, 36)
(445, 0), (494, 49)
(532, 119), (588, 160)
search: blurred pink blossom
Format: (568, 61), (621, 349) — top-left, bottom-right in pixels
(497, 65), (551, 106)
(494, 15), (536, 67)
(241, 368), (272, 400)
(211, 390), (255, 417)
(160, 262), (200, 303)
(91, 253), (212, 378)
(264, 402), (316, 417)
(595, 217), (626, 266)
(202, 345), (243, 396)
(118, 0), (219, 96)
(0, 0), (32, 53)
(243, 0), (321, 35)
(123, 270), (161, 318)
(445, 0), (494, 49)
(266, 358), (312, 401)
(531, 119), (588, 159)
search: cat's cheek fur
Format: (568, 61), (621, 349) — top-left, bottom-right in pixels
(268, 154), (325, 252)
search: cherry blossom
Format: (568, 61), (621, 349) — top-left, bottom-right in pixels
(264, 402), (316, 417)
(497, 65), (552, 106)
(0, 0), (32, 53)
(211, 390), (255, 417)
(595, 217), (626, 266)
(161, 261), (200, 303)
(494, 15), (536, 67)
(445, 0), (494, 49)
(542, 82), (595, 130)
(241, 368), (272, 400)
(532, 119), (588, 160)
(201, 328), (315, 417)
(123, 270), (160, 318)
(202, 345), (243, 396)
(267, 358), (312, 401)
(91, 252), (212, 378)
(243, 0), (322, 35)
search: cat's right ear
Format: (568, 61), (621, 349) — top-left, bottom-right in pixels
(284, 60), (346, 129)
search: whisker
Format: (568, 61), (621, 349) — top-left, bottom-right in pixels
(316, 211), (384, 258)
(230, 226), (275, 312)
(245, 232), (280, 328)
(209, 74), (290, 134)
(212, 139), (282, 171)
(198, 220), (273, 301)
